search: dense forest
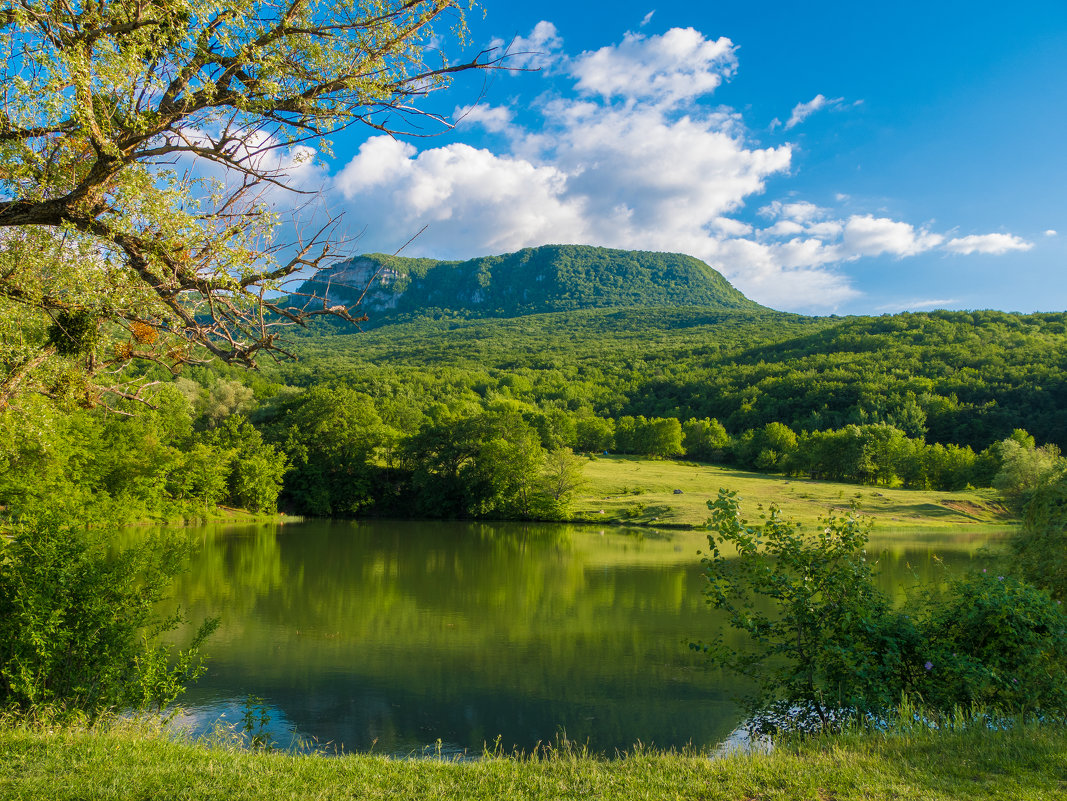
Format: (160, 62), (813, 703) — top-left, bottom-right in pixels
(4, 245), (1065, 524)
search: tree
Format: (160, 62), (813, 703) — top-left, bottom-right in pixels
(681, 417), (729, 461)
(270, 385), (388, 516)
(0, 0), (495, 408)
(993, 436), (1063, 507)
(541, 447), (587, 507)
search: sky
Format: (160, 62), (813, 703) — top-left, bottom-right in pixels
(280, 1), (1067, 315)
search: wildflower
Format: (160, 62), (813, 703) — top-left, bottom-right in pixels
(998, 576), (1004, 581)
(924, 661), (933, 671)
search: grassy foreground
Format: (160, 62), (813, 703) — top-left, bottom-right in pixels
(571, 456), (1013, 530)
(2, 718), (1065, 800)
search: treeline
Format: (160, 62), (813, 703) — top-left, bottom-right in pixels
(0, 382), (285, 522)
(6, 363), (1058, 524)
(6, 303), (1066, 523)
(284, 307), (1067, 454)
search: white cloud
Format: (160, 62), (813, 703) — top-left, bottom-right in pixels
(570, 28), (736, 105)
(640, 11), (656, 27)
(806, 220), (845, 239)
(876, 298), (958, 312)
(762, 220), (805, 237)
(708, 237), (860, 310)
(711, 217), (754, 237)
(337, 139), (587, 253)
(760, 200), (825, 222)
(453, 103), (515, 134)
(783, 94), (846, 130)
(842, 215), (944, 258)
(943, 233), (1033, 255)
(1045, 229), (1058, 237)
(494, 21), (564, 71)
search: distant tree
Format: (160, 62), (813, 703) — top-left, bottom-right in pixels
(541, 448), (587, 508)
(206, 417), (287, 513)
(682, 417), (730, 461)
(994, 437), (1063, 507)
(574, 416), (615, 453)
(737, 422), (797, 472)
(272, 386), (389, 515)
(643, 417), (684, 458)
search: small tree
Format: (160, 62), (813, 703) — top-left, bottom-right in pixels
(695, 490), (913, 733)
(541, 447), (587, 509)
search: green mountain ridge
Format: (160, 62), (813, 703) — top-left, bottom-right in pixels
(292, 244), (764, 323)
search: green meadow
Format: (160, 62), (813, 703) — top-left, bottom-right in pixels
(571, 455), (1013, 530)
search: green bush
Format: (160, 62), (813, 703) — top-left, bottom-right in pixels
(916, 573), (1067, 712)
(0, 515), (216, 717)
(697, 490), (1067, 734)
(1011, 468), (1067, 598)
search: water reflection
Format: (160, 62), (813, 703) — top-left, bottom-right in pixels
(157, 519), (1003, 756)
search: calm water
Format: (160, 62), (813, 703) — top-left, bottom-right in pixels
(158, 519), (1003, 756)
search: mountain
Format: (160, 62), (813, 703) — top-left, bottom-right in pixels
(291, 244), (764, 321)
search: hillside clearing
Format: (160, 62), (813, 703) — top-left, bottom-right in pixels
(571, 456), (1014, 530)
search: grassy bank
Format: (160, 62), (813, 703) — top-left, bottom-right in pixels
(570, 455), (1014, 530)
(2, 717), (1065, 800)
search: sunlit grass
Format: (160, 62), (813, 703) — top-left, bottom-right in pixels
(571, 455), (1014, 530)
(2, 714), (1065, 800)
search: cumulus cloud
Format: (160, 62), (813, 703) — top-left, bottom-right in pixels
(760, 200), (826, 222)
(1045, 229), (1058, 237)
(453, 103), (515, 134)
(943, 233), (1033, 255)
(570, 28), (736, 105)
(842, 215), (944, 258)
(336, 140), (586, 253)
(315, 22), (1031, 313)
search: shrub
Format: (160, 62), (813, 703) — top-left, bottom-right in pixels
(916, 573), (1067, 713)
(0, 515), (216, 717)
(696, 490), (1067, 734)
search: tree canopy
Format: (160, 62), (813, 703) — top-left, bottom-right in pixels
(0, 0), (490, 408)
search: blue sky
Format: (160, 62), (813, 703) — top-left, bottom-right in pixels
(287, 1), (1067, 314)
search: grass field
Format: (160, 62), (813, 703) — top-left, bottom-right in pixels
(570, 455), (1014, 531)
(2, 716), (1064, 801)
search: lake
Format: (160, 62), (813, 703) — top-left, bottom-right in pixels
(160, 519), (1003, 756)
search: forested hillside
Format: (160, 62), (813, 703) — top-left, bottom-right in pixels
(282, 306), (1067, 453)
(292, 245), (763, 321)
(4, 242), (1065, 523)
